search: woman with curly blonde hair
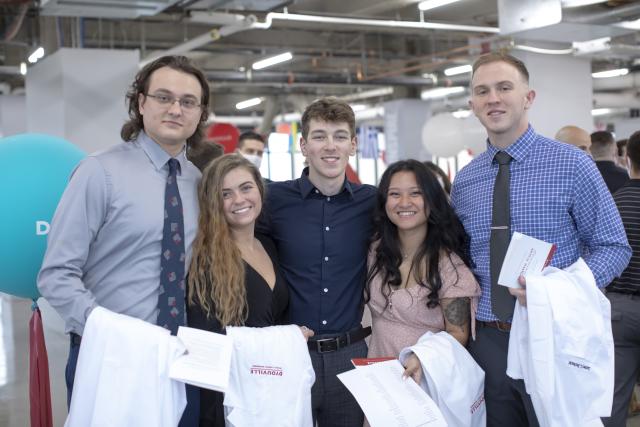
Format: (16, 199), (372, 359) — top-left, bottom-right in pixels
(187, 154), (311, 426)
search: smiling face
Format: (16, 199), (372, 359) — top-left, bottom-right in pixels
(300, 119), (356, 187)
(138, 66), (203, 156)
(221, 166), (262, 230)
(469, 60), (535, 148)
(385, 170), (429, 234)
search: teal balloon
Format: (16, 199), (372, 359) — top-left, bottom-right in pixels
(0, 134), (85, 300)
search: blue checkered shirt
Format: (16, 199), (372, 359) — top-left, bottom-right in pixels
(451, 125), (631, 322)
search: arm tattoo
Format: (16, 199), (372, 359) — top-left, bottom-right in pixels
(443, 297), (470, 327)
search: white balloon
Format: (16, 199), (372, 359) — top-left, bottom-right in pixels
(422, 113), (487, 157)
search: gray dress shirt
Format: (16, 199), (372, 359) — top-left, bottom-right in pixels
(37, 131), (201, 335)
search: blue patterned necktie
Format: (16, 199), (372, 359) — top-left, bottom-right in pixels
(157, 158), (186, 335)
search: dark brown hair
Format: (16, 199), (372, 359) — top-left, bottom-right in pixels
(120, 55), (210, 146)
(301, 97), (355, 139)
(472, 52), (530, 84)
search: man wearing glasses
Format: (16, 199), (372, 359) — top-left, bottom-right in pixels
(38, 56), (209, 422)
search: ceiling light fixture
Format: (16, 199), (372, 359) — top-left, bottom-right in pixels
(20, 62), (27, 76)
(235, 97), (263, 110)
(591, 108), (612, 116)
(421, 86), (465, 100)
(452, 109), (472, 118)
(418, 0), (462, 12)
(252, 52), (293, 70)
(27, 47), (45, 64)
(444, 64), (472, 76)
(592, 68), (629, 79)
(340, 87), (394, 102)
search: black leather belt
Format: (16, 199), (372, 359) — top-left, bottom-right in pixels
(307, 326), (371, 353)
(478, 320), (512, 332)
(70, 332), (82, 346)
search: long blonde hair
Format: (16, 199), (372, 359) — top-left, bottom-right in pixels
(188, 154), (265, 327)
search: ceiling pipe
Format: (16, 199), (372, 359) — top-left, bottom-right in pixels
(145, 10), (498, 66)
(251, 11), (500, 34)
(593, 91), (640, 109)
(563, 2), (640, 24)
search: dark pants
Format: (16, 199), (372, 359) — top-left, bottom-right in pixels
(468, 324), (539, 427)
(309, 337), (367, 427)
(65, 334), (200, 426)
(603, 292), (640, 427)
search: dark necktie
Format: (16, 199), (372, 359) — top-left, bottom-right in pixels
(157, 158), (186, 335)
(490, 151), (515, 321)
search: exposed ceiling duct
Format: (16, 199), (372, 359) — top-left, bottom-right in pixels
(39, 0), (183, 18)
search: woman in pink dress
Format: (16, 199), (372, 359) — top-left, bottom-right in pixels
(365, 160), (480, 378)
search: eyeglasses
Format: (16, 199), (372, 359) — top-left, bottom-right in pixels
(145, 93), (202, 111)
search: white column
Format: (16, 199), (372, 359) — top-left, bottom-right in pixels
(26, 48), (139, 153)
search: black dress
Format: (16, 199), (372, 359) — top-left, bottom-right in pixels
(186, 233), (289, 427)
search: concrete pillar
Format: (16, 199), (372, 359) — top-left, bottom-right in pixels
(26, 48), (139, 153)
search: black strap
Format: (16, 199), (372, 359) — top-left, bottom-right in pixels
(307, 326), (371, 353)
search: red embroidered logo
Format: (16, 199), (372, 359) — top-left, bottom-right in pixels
(250, 365), (283, 376)
(470, 393), (485, 414)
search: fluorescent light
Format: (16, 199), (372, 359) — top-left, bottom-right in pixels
(340, 87), (393, 102)
(452, 109), (472, 118)
(418, 0), (461, 12)
(591, 108), (612, 116)
(350, 104), (366, 112)
(421, 86), (465, 100)
(235, 97), (263, 110)
(27, 46), (44, 64)
(252, 52), (292, 70)
(616, 18), (640, 30)
(444, 64), (472, 76)
(561, 0), (607, 8)
(592, 68), (629, 79)
(19, 62), (27, 76)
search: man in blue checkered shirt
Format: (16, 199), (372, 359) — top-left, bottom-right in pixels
(451, 52), (631, 427)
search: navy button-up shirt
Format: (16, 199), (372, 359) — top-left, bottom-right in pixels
(257, 168), (376, 334)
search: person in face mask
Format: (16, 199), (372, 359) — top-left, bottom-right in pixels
(236, 131), (266, 170)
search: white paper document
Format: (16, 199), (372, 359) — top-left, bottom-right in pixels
(337, 360), (447, 427)
(169, 326), (233, 392)
(498, 231), (556, 288)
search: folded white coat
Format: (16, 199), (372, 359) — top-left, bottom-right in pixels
(65, 306), (187, 427)
(399, 331), (486, 427)
(224, 325), (315, 427)
(507, 258), (614, 427)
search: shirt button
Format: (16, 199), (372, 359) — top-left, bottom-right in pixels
(326, 197), (331, 201)
(315, 189), (319, 194)
(325, 226), (330, 231)
(324, 256), (329, 261)
(323, 288), (328, 293)
(322, 320), (327, 325)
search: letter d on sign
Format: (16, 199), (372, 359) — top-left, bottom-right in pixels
(36, 220), (50, 236)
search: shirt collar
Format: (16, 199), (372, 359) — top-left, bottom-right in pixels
(299, 167), (355, 199)
(138, 131), (188, 174)
(485, 124), (537, 164)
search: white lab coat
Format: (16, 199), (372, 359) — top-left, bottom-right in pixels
(399, 331), (487, 427)
(65, 307), (187, 427)
(507, 258), (614, 427)
(224, 325), (315, 427)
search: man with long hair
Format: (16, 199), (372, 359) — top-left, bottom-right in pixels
(38, 55), (209, 423)
(451, 52), (630, 426)
(258, 97), (376, 426)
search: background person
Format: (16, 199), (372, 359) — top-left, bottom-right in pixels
(188, 139), (224, 172)
(603, 130), (640, 427)
(554, 125), (592, 153)
(236, 130), (267, 169)
(187, 154), (313, 426)
(591, 130), (629, 194)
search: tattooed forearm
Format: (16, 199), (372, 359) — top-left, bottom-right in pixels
(443, 297), (470, 327)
